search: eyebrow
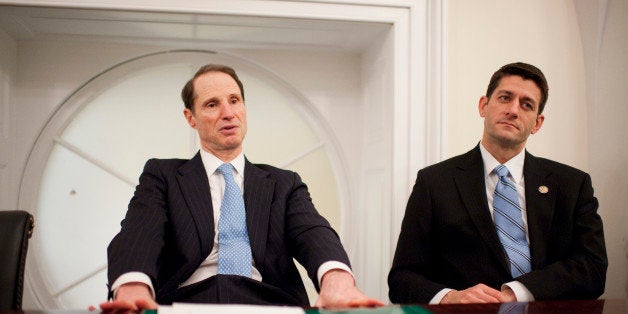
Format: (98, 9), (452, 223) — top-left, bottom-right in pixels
(496, 90), (538, 106)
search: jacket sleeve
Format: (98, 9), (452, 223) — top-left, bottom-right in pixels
(107, 159), (169, 290)
(284, 171), (351, 291)
(388, 170), (448, 303)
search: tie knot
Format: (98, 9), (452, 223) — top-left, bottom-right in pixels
(494, 164), (510, 178)
(217, 163), (234, 178)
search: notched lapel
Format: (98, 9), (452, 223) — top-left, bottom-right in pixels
(523, 153), (557, 269)
(455, 150), (510, 274)
(243, 161), (274, 274)
(177, 153), (215, 260)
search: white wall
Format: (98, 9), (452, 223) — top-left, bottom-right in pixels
(447, 0), (626, 299)
(584, 0), (628, 300)
(447, 0), (587, 165)
(0, 26), (16, 211)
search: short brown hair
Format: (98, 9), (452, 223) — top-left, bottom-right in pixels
(181, 64), (245, 111)
(486, 62), (549, 114)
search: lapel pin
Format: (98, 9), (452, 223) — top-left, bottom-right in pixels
(538, 185), (549, 194)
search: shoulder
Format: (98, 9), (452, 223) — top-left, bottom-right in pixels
(244, 162), (307, 193)
(526, 153), (590, 180)
(142, 157), (191, 174)
(145, 157), (189, 167)
(248, 162), (298, 179)
(419, 147), (480, 177)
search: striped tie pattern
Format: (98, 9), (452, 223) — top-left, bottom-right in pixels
(216, 163), (252, 277)
(493, 165), (531, 277)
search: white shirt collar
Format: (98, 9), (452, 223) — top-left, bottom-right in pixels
(479, 142), (525, 184)
(199, 149), (245, 177)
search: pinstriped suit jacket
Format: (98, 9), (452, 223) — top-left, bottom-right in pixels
(107, 152), (350, 305)
(388, 145), (607, 303)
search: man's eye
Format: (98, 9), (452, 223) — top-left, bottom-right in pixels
(498, 95), (509, 101)
(206, 102), (216, 108)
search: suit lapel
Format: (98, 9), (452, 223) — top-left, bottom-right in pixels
(243, 159), (275, 274)
(177, 152), (215, 259)
(523, 152), (557, 269)
(455, 146), (511, 274)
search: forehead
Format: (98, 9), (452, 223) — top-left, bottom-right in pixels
(494, 75), (542, 103)
(193, 71), (241, 98)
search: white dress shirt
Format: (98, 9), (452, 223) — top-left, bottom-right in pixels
(429, 143), (534, 304)
(111, 149), (351, 298)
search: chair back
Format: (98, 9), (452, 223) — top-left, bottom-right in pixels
(0, 210), (34, 310)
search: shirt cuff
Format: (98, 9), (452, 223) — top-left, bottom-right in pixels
(502, 281), (534, 302)
(430, 288), (453, 304)
(316, 261), (353, 286)
(111, 272), (156, 299)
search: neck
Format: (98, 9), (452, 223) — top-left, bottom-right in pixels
(481, 139), (524, 164)
(203, 146), (242, 163)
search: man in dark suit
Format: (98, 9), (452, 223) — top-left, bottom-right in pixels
(388, 62), (607, 304)
(100, 64), (382, 311)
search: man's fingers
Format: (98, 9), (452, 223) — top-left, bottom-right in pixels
(347, 298), (384, 307)
(313, 297), (323, 308)
(99, 300), (137, 311)
(444, 284), (504, 304)
(135, 298), (159, 310)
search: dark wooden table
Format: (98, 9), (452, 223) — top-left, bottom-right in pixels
(305, 299), (626, 313)
(421, 299), (626, 313)
(2, 299), (625, 314)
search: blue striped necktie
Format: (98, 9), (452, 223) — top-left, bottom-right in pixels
(216, 163), (252, 277)
(493, 165), (531, 277)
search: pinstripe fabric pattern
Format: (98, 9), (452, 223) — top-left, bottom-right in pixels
(107, 153), (350, 306)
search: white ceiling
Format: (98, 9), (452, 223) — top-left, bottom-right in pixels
(0, 5), (390, 52)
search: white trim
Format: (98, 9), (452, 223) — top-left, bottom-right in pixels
(51, 263), (107, 298)
(54, 137), (136, 187)
(277, 142), (325, 169)
(0, 0), (412, 23)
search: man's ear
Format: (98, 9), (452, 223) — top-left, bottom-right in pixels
(478, 96), (489, 117)
(183, 108), (196, 128)
(531, 113), (545, 134)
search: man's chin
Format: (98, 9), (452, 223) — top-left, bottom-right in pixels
(219, 141), (244, 151)
(495, 136), (526, 149)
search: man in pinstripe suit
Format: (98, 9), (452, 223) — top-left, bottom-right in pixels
(100, 64), (382, 311)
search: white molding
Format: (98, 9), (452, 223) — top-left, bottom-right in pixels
(0, 0), (411, 23)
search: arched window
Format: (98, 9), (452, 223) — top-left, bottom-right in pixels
(23, 50), (347, 308)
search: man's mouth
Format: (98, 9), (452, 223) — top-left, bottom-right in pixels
(220, 125), (237, 131)
(498, 121), (518, 130)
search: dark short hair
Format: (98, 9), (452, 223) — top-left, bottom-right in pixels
(181, 64), (245, 111)
(486, 62), (549, 114)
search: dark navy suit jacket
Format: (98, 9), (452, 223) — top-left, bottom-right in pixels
(107, 152), (350, 305)
(388, 145), (607, 303)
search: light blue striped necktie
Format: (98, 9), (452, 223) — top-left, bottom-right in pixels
(216, 163), (252, 277)
(493, 165), (531, 277)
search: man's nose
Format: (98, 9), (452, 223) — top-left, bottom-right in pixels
(221, 102), (235, 118)
(506, 99), (520, 116)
